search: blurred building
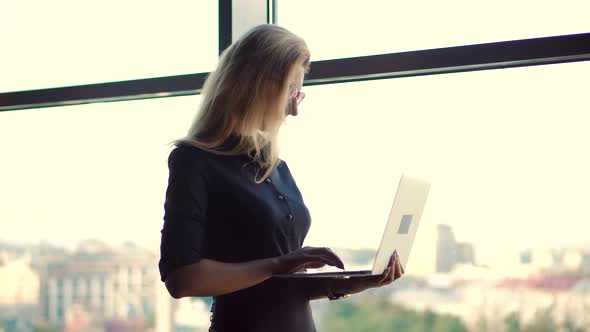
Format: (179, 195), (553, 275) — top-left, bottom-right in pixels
(581, 251), (590, 274)
(435, 224), (475, 273)
(520, 248), (533, 264)
(436, 225), (456, 273)
(0, 241), (65, 332)
(391, 273), (590, 331)
(0, 253), (38, 331)
(155, 278), (173, 332)
(39, 240), (158, 329)
(492, 275), (590, 328)
(456, 242), (475, 265)
(518, 247), (590, 275)
(0, 254), (39, 305)
(172, 298), (211, 332)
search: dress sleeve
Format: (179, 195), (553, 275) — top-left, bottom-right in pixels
(158, 146), (209, 282)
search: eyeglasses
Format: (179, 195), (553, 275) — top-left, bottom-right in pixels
(289, 87), (305, 105)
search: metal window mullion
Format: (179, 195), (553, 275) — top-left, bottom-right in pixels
(219, 0), (233, 55)
(304, 32), (590, 86)
(1, 32), (589, 112)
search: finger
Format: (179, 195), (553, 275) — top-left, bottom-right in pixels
(304, 255), (342, 269)
(393, 251), (402, 273)
(376, 255), (395, 285)
(287, 263), (308, 273)
(387, 253), (395, 269)
(311, 247), (345, 269)
(382, 252), (397, 283)
(379, 258), (396, 284)
(289, 256), (333, 273)
(385, 265), (398, 285)
(303, 262), (326, 269)
(321, 247), (345, 269)
(393, 256), (403, 280)
(378, 266), (392, 284)
(383, 257), (398, 283)
(387, 249), (399, 268)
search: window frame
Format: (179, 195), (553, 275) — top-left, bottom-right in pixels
(1, 0), (589, 112)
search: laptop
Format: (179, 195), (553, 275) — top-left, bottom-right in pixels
(274, 174), (431, 278)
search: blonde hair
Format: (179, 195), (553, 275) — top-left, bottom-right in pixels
(174, 24), (310, 183)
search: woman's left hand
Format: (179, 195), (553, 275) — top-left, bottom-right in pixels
(331, 250), (404, 296)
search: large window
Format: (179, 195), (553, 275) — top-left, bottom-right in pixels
(0, 96), (198, 248)
(2, 55), (590, 332)
(0, 96), (201, 330)
(2, 1), (589, 330)
(1, 1), (218, 92)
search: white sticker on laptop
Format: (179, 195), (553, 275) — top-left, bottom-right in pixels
(397, 214), (413, 234)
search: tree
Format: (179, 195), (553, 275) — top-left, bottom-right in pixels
(562, 315), (586, 332)
(474, 311), (489, 332)
(33, 326), (61, 332)
(522, 309), (556, 332)
(319, 296), (468, 332)
(504, 312), (521, 332)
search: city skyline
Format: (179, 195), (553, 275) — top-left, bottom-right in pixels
(3, 231), (588, 332)
(2, 219), (588, 279)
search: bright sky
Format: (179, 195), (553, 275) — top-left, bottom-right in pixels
(1, 1), (589, 276)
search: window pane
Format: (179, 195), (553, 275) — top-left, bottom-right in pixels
(0, 96), (211, 330)
(277, 0), (590, 60)
(0, 96), (198, 247)
(1, 0), (218, 92)
(279, 61), (590, 328)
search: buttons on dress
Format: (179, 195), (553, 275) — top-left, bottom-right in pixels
(287, 214), (293, 221)
(277, 194), (284, 200)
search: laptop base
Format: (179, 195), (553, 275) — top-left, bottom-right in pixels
(273, 270), (372, 278)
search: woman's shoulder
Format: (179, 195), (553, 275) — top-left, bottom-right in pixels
(169, 142), (250, 169)
(277, 158), (290, 169)
(274, 159), (294, 178)
(170, 142), (209, 158)
(172, 142), (208, 154)
(167, 143), (217, 171)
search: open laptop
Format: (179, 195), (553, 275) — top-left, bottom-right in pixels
(274, 174), (431, 278)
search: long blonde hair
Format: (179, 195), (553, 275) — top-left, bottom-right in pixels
(174, 24), (310, 182)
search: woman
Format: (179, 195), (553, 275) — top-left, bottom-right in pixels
(158, 24), (404, 332)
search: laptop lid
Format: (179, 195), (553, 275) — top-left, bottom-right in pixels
(370, 175), (431, 275)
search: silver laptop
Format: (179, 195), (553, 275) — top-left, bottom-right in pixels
(274, 174), (430, 278)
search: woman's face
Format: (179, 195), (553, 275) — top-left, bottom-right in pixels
(286, 65), (306, 117)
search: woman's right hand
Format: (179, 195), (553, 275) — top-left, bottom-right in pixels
(273, 246), (345, 274)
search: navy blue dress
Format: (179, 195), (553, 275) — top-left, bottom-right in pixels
(158, 142), (318, 331)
